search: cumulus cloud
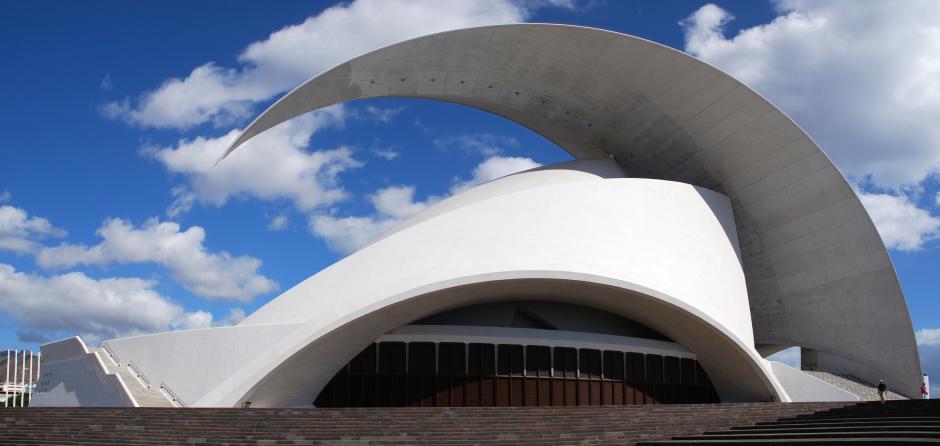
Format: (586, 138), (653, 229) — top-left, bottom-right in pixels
(0, 263), (208, 341)
(311, 186), (435, 254)
(104, 0), (562, 129)
(311, 155), (540, 253)
(150, 108), (359, 213)
(371, 148), (400, 161)
(767, 346), (800, 369)
(0, 205), (67, 254)
(681, 1), (940, 190)
(363, 106), (405, 123)
(918, 328), (940, 347)
(859, 192), (940, 251)
(37, 218), (277, 301)
(434, 133), (519, 157)
(267, 214), (289, 231)
(166, 186), (196, 219)
(450, 155), (541, 193)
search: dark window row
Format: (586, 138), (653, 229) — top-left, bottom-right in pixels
(342, 342), (711, 385)
(316, 341), (719, 407)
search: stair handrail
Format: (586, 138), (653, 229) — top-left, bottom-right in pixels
(159, 382), (188, 407)
(125, 361), (153, 389)
(101, 343), (122, 365)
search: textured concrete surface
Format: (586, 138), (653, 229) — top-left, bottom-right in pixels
(802, 370), (906, 401)
(223, 24), (920, 397)
(196, 166), (783, 407)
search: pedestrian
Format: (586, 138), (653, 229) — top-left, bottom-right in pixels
(877, 379), (887, 404)
(921, 382), (929, 399)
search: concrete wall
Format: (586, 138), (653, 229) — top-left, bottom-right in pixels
(103, 323), (299, 405)
(192, 165), (784, 407)
(770, 361), (857, 402)
(31, 337), (135, 407)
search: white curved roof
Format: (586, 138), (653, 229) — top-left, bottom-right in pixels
(223, 24), (921, 397)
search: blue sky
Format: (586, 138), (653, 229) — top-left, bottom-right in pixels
(2, 1), (940, 386)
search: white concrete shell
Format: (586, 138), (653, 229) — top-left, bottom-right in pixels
(222, 24), (922, 398)
(34, 160), (853, 407)
(32, 24), (919, 408)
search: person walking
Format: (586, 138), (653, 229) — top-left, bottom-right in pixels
(877, 379), (887, 403)
(921, 382), (929, 399)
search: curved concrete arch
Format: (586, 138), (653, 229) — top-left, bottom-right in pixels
(220, 24), (921, 397)
(190, 167), (778, 406)
(200, 274), (784, 407)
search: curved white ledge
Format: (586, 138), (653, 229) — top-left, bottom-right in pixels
(189, 169), (784, 406)
(221, 24), (921, 397)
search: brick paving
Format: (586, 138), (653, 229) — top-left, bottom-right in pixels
(0, 402), (852, 445)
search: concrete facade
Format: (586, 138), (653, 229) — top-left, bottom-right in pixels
(33, 24), (921, 407)
(224, 24), (921, 398)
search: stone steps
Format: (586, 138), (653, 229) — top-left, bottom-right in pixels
(0, 402), (848, 445)
(92, 348), (175, 408)
(638, 400), (940, 445)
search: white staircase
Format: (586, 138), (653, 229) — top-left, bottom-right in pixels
(93, 348), (176, 407)
(801, 370), (906, 401)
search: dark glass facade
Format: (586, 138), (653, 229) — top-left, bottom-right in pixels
(314, 341), (719, 407)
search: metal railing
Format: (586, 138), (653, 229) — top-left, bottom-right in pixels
(159, 382), (187, 408)
(126, 361), (153, 390)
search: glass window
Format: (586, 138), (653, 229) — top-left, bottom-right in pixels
(438, 342), (466, 376)
(645, 354), (663, 384)
(408, 342), (436, 375)
(468, 343), (495, 376)
(579, 349), (601, 379)
(378, 342), (406, 375)
(553, 347), (577, 378)
(497, 344), (524, 376)
(663, 356), (680, 384)
(525, 345), (551, 377)
(349, 343), (377, 375)
(603, 350), (624, 380)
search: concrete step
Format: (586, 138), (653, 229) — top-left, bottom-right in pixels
(639, 440), (940, 445)
(0, 403), (850, 445)
(91, 348), (174, 408)
(729, 425), (940, 433)
(684, 431), (940, 439)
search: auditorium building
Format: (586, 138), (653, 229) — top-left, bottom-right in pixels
(33, 24), (922, 408)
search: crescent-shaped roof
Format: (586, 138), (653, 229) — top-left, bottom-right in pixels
(221, 24), (921, 396)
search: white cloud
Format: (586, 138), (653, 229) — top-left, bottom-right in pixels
(311, 155), (540, 253)
(310, 186), (435, 254)
(99, 73), (113, 92)
(219, 307), (246, 326)
(372, 148), (400, 161)
(37, 218), (277, 301)
(150, 108), (360, 212)
(859, 192), (940, 251)
(0, 205), (66, 254)
(767, 346), (800, 369)
(434, 133), (519, 157)
(267, 214), (289, 231)
(450, 155), (541, 193)
(682, 1), (940, 190)
(935, 191), (940, 207)
(104, 0), (560, 129)
(0, 263), (207, 341)
(364, 106), (405, 123)
(918, 328), (940, 347)
(166, 186), (195, 218)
